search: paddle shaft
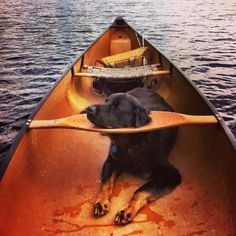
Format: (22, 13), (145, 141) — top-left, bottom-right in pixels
(29, 112), (218, 134)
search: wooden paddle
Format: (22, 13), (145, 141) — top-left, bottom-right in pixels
(29, 111), (218, 134)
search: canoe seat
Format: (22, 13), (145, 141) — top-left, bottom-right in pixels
(99, 47), (150, 68)
(74, 64), (170, 79)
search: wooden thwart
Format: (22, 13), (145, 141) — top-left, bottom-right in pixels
(29, 111), (218, 134)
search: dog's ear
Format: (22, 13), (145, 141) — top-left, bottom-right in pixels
(134, 105), (150, 128)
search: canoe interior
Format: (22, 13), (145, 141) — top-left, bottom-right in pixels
(0, 19), (236, 235)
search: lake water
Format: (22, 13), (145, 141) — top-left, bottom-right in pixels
(0, 0), (236, 161)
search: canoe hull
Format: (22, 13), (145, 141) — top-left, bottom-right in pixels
(1, 17), (235, 235)
(1, 126), (235, 235)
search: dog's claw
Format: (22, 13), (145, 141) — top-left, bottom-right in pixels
(93, 201), (110, 217)
(115, 209), (134, 225)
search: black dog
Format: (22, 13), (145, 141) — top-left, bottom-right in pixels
(84, 88), (181, 225)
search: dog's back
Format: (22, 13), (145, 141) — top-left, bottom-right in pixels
(127, 87), (173, 112)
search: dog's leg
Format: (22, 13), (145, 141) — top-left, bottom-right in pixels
(94, 157), (120, 217)
(115, 164), (181, 225)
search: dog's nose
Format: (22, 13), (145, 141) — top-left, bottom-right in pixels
(87, 105), (97, 114)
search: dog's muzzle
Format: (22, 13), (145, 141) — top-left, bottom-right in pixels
(87, 105), (97, 115)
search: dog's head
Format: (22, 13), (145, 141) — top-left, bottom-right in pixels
(82, 93), (150, 128)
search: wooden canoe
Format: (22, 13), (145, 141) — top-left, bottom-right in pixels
(0, 17), (236, 235)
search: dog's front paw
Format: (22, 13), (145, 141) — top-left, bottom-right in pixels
(115, 208), (134, 225)
(93, 200), (110, 217)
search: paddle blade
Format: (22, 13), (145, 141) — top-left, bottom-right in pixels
(29, 112), (218, 134)
(29, 114), (95, 130)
